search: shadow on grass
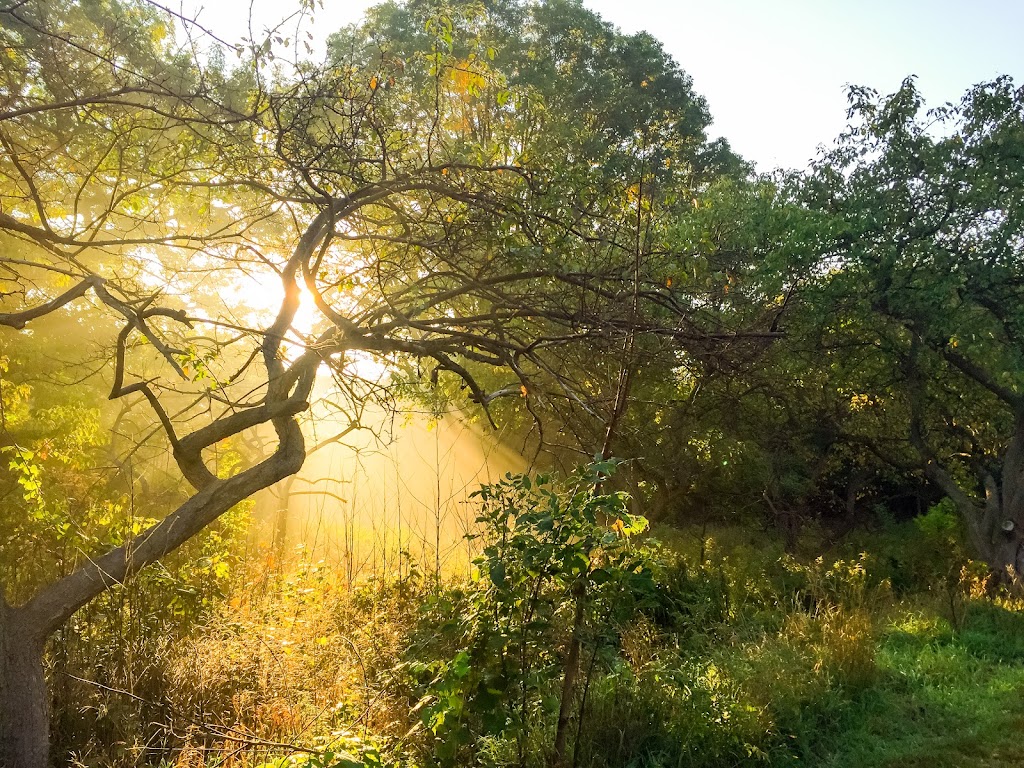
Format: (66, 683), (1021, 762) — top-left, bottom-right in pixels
(818, 604), (1024, 768)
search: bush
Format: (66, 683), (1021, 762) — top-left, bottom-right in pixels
(581, 664), (767, 768)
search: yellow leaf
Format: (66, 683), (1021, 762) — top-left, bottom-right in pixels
(369, 76), (378, 90)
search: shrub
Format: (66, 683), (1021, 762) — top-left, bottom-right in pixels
(406, 462), (652, 766)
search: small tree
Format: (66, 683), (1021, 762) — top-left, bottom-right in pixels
(412, 462), (650, 767)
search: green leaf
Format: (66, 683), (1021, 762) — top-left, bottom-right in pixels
(489, 560), (506, 588)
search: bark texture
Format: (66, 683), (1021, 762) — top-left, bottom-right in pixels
(0, 599), (48, 768)
(0, 198), (324, 766)
(551, 582), (586, 767)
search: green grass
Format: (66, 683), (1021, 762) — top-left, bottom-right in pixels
(818, 605), (1024, 768)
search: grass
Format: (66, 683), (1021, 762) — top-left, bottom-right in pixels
(52, 527), (1024, 768)
(819, 606), (1024, 768)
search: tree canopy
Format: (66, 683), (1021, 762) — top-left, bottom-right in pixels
(786, 76), (1024, 572)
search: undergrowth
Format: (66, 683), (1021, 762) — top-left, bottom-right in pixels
(50, 482), (1024, 768)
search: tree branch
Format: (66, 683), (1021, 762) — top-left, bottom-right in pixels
(0, 275), (103, 329)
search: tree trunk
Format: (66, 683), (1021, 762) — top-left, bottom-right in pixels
(914, 398), (1024, 581)
(970, 474), (1024, 582)
(0, 417), (307, 764)
(551, 581), (586, 767)
(272, 475), (297, 558)
(957, 415), (1024, 580)
(0, 598), (49, 768)
(0, 201), (322, 765)
(938, 466), (1024, 584)
(992, 415), (1024, 580)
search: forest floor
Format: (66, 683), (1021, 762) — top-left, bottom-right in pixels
(822, 605), (1024, 767)
(54, 520), (1024, 768)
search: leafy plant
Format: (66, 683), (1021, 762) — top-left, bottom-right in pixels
(410, 461), (650, 766)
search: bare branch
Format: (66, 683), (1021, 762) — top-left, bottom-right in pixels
(0, 275), (102, 329)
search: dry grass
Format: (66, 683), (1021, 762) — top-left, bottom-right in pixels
(163, 556), (425, 763)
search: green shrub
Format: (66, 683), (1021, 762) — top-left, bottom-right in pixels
(407, 462), (651, 766)
(576, 658), (776, 768)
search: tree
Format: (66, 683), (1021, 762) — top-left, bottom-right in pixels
(349, 0), (755, 468)
(0, 0), (749, 762)
(0, 1), (289, 760)
(792, 77), (1024, 575)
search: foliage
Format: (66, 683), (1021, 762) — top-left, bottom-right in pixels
(782, 76), (1024, 571)
(0, 0), (755, 759)
(407, 462), (651, 765)
(4, 0), (1024, 764)
(36, 509), (1024, 768)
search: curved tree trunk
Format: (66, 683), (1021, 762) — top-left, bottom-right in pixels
(924, 461), (1024, 580)
(0, 204), (325, 765)
(910, 356), (1024, 580)
(0, 444), (306, 765)
(0, 598), (49, 768)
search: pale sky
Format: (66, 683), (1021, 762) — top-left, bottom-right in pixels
(180, 0), (1024, 171)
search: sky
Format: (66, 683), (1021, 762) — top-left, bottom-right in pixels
(179, 0), (1024, 171)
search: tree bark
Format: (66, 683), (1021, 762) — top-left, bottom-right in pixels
(0, 201), (325, 763)
(551, 580), (586, 767)
(908, 351), (1024, 579)
(931, 435), (1024, 582)
(0, 438), (306, 764)
(0, 598), (49, 768)
(977, 471), (1024, 581)
(272, 475), (297, 558)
